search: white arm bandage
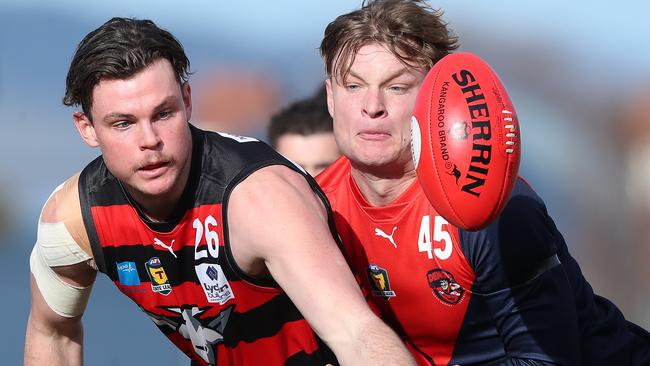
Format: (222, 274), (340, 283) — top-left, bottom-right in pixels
(29, 183), (94, 318)
(30, 243), (93, 318)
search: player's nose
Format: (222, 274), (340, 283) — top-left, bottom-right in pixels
(139, 121), (162, 150)
(362, 87), (386, 119)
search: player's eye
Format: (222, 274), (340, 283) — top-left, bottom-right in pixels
(159, 110), (172, 119)
(346, 83), (360, 90)
(388, 85), (407, 93)
(113, 121), (132, 129)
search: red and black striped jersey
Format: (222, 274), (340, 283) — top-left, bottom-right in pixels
(317, 156), (650, 366)
(78, 125), (337, 366)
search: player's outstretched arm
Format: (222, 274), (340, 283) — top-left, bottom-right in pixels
(24, 177), (96, 365)
(466, 179), (581, 365)
(25, 266), (94, 365)
(228, 165), (416, 366)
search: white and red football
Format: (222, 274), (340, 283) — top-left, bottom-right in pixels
(411, 52), (521, 231)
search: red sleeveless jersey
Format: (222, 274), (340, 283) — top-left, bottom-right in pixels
(79, 126), (337, 366)
(317, 157), (476, 365)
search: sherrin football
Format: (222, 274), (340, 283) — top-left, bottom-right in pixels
(410, 52), (521, 231)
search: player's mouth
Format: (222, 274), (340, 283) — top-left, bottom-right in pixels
(141, 162), (167, 170)
(138, 161), (170, 176)
(358, 130), (391, 141)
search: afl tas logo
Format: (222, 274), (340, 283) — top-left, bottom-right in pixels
(367, 264), (396, 298)
(145, 257), (172, 296)
(426, 268), (464, 305)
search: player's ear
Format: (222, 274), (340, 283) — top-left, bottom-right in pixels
(325, 78), (334, 119)
(181, 82), (192, 121)
(73, 112), (99, 148)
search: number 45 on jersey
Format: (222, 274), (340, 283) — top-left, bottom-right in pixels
(418, 215), (452, 261)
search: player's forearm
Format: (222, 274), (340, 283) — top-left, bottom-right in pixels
(331, 315), (416, 366)
(24, 313), (84, 366)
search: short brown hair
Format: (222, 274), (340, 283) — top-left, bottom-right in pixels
(63, 17), (191, 119)
(320, 0), (459, 81)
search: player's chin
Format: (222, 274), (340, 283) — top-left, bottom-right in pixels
(132, 172), (179, 197)
(354, 140), (394, 157)
(356, 152), (403, 171)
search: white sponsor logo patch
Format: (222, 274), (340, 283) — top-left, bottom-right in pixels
(195, 263), (234, 305)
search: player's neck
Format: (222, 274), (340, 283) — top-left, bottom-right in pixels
(126, 155), (192, 223)
(126, 185), (184, 222)
(350, 166), (417, 207)
(136, 196), (180, 223)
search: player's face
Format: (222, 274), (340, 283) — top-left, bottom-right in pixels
(74, 59), (193, 211)
(326, 43), (426, 175)
(275, 132), (341, 176)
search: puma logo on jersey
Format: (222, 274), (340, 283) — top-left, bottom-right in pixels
(375, 227), (397, 248)
(154, 238), (177, 258)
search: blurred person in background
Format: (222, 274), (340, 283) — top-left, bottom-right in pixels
(192, 69), (282, 139)
(615, 86), (650, 327)
(316, 0), (650, 365)
(23, 16), (417, 366)
(620, 87), (650, 225)
(268, 86), (341, 176)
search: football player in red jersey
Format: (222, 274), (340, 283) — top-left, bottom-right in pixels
(317, 1), (650, 365)
(23, 17), (416, 366)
